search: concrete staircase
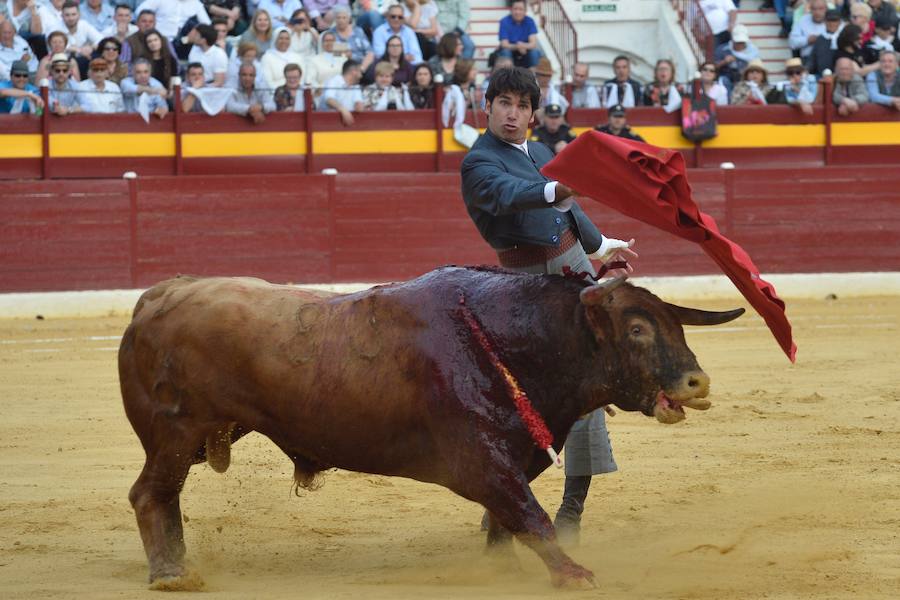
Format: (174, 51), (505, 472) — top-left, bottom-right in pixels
(738, 0), (791, 79)
(468, 0), (509, 77)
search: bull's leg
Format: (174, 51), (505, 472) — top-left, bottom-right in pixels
(128, 430), (205, 590)
(476, 472), (595, 589)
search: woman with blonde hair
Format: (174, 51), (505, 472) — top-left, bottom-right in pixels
(240, 9), (274, 55)
(363, 61), (414, 110)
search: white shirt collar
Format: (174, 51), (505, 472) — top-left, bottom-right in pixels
(503, 139), (529, 155)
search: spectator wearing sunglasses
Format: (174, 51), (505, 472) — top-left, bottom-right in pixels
(372, 3), (423, 65)
(97, 36), (128, 83)
(0, 59), (43, 113)
(771, 57), (818, 115)
(694, 61), (728, 105)
(46, 53), (82, 115)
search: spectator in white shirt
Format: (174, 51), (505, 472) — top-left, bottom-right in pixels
(80, 0), (114, 32)
(226, 62), (275, 123)
(36, 0), (66, 39)
(258, 0), (301, 28)
(0, 19), (38, 77)
(319, 58), (364, 125)
(134, 0), (211, 40)
(260, 27), (304, 88)
(288, 7), (318, 57)
(60, 0), (102, 59)
(6, 0), (40, 37)
(120, 56), (169, 115)
(77, 57), (124, 112)
(570, 61), (600, 109)
(790, 0), (828, 60)
(699, 0), (737, 47)
(100, 4), (138, 42)
(372, 3), (422, 64)
(188, 23), (227, 85)
(409, 0), (439, 61)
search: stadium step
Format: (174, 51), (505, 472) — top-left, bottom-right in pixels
(468, 1), (509, 76)
(736, 0), (791, 80)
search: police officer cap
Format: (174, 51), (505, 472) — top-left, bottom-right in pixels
(609, 104), (626, 117)
(545, 103), (563, 117)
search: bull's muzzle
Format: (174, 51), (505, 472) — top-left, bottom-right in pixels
(653, 370), (712, 424)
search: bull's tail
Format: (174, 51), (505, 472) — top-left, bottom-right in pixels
(206, 422), (236, 473)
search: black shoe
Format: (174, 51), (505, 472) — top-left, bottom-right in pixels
(553, 513), (581, 547)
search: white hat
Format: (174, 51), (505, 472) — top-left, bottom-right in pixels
(731, 24), (750, 44)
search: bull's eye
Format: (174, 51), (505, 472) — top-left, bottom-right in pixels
(630, 325), (642, 336)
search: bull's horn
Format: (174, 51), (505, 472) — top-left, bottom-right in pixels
(579, 276), (627, 306)
(666, 303), (745, 326)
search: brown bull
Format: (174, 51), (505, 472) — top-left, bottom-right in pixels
(119, 266), (743, 589)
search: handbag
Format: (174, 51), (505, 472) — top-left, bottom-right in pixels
(681, 81), (718, 142)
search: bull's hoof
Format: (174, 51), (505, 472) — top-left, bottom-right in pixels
(550, 563), (596, 590)
(148, 569), (205, 592)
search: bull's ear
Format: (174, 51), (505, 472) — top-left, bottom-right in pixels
(666, 303), (746, 326)
(579, 276), (627, 306)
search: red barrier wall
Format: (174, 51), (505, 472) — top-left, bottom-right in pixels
(2, 166), (899, 293)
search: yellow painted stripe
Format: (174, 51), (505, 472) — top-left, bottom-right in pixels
(182, 132), (306, 157)
(0, 134), (42, 158)
(572, 126), (694, 149)
(702, 124), (826, 148)
(832, 122), (900, 146)
(49, 133), (175, 157)
(314, 130), (436, 154)
(442, 127), (488, 152)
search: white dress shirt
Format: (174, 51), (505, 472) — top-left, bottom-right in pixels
(134, 0), (211, 40)
(188, 44), (228, 83)
(319, 73), (363, 111)
(77, 79), (124, 113)
(65, 19), (103, 50)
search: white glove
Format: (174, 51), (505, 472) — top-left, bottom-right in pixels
(589, 237), (633, 264)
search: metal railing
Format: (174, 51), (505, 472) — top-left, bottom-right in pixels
(670, 0), (715, 65)
(540, 0), (578, 79)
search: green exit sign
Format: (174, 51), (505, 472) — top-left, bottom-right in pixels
(583, 3), (617, 12)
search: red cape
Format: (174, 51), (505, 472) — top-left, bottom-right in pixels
(542, 131), (796, 362)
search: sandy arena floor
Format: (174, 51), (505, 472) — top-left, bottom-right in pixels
(1, 293), (898, 599)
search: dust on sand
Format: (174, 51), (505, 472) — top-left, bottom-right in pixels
(1, 295), (898, 599)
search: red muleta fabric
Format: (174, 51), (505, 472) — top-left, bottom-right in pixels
(542, 130), (797, 362)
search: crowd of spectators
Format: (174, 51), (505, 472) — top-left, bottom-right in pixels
(1, 0), (898, 138)
(0, 0), (486, 120)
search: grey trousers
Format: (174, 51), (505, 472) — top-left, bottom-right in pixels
(502, 240), (618, 478)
